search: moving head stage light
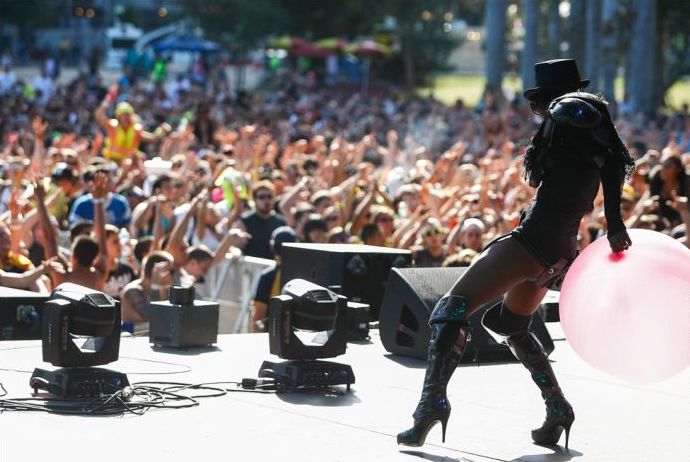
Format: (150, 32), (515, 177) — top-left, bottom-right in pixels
(30, 283), (129, 398)
(259, 279), (355, 391)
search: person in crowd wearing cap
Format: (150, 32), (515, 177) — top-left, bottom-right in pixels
(448, 217), (486, 254)
(95, 84), (170, 164)
(399, 59), (635, 449)
(251, 226), (297, 333)
(411, 218), (449, 267)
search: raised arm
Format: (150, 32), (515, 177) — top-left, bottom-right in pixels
(33, 181), (58, 259)
(30, 116), (48, 177)
(211, 228), (251, 267)
(96, 84), (118, 130)
(164, 193), (203, 265)
(350, 183), (377, 236)
(91, 172), (109, 276)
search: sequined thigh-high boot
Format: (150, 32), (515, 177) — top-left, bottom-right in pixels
(397, 295), (470, 447)
(482, 303), (575, 449)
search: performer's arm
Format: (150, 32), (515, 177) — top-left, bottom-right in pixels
(600, 159), (631, 252)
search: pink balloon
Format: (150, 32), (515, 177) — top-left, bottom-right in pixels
(560, 229), (690, 384)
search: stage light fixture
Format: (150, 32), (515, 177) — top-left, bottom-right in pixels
(259, 279), (355, 391)
(149, 285), (219, 348)
(30, 283), (129, 398)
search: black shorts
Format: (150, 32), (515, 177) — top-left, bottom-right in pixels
(483, 231), (575, 290)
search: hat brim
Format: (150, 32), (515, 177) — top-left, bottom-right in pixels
(523, 79), (590, 101)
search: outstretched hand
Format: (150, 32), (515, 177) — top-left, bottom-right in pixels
(608, 229), (632, 253)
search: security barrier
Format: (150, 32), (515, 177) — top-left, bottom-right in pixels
(195, 254), (275, 334)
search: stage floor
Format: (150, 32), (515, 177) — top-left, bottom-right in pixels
(0, 325), (688, 462)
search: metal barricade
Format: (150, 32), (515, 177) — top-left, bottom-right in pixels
(195, 254), (275, 334)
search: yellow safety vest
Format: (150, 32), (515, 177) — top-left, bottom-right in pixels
(103, 122), (142, 162)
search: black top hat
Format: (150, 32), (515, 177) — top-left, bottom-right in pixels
(523, 59), (589, 101)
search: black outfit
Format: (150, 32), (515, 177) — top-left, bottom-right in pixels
(399, 90), (631, 449)
(240, 211), (287, 260)
(511, 92), (632, 285)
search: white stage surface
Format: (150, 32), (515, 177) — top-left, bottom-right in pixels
(0, 325), (688, 462)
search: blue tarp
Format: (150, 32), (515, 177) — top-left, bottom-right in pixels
(153, 37), (221, 53)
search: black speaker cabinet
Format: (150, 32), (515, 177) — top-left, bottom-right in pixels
(281, 243), (412, 321)
(379, 267), (554, 362)
(149, 286), (219, 349)
(0, 287), (49, 340)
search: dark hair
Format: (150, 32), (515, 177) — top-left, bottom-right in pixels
(360, 223), (381, 244)
(252, 180), (275, 198)
(72, 235), (99, 267)
(270, 226), (297, 256)
(311, 192), (332, 209)
(152, 174), (172, 193)
(186, 245), (213, 263)
(69, 220), (94, 242)
(293, 203), (315, 223)
(134, 236), (153, 263)
(303, 216), (328, 243)
(142, 250), (174, 278)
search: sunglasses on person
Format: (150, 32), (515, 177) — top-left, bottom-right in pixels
(422, 228), (442, 238)
(255, 193), (273, 201)
(376, 215), (394, 223)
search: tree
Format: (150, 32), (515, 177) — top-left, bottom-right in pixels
(485, 0), (507, 91)
(585, 0), (602, 92)
(569, 0), (586, 67)
(389, 0), (460, 88)
(521, 0), (539, 91)
(181, 0), (289, 89)
(600, 0), (618, 101)
(547, 0), (562, 59)
(627, 0), (657, 113)
(657, 0), (690, 107)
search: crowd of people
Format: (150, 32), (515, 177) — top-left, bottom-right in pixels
(1, 65), (688, 332)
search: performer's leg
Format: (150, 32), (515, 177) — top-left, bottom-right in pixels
(398, 236), (544, 447)
(483, 281), (574, 449)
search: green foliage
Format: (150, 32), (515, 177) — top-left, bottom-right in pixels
(0, 0), (62, 28)
(658, 0), (690, 101)
(181, 0), (289, 49)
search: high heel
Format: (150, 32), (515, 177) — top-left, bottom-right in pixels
(531, 395), (575, 448)
(397, 295), (470, 447)
(482, 304), (575, 450)
(397, 407), (450, 446)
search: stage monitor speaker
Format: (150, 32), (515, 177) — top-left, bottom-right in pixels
(0, 287), (50, 340)
(379, 267), (554, 362)
(281, 243), (412, 321)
